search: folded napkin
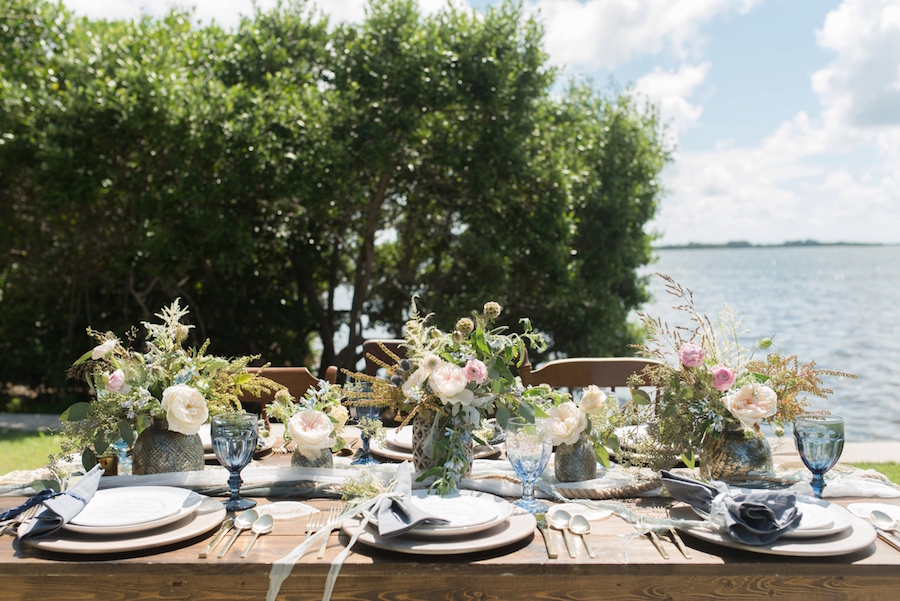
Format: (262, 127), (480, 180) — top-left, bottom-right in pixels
(376, 462), (449, 538)
(660, 470), (802, 545)
(18, 464), (104, 540)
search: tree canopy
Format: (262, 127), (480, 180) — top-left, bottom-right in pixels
(0, 0), (670, 409)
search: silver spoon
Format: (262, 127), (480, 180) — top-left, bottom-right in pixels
(568, 514), (596, 558)
(549, 510), (576, 558)
(871, 510), (900, 535)
(218, 509), (258, 558)
(240, 514), (274, 558)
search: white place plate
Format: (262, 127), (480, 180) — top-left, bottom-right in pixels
(22, 497), (226, 555)
(342, 513), (535, 555)
(672, 505), (875, 556)
(64, 490), (204, 535)
(365, 490), (513, 538)
(370, 438), (501, 462)
(69, 486), (195, 529)
(385, 426), (414, 451)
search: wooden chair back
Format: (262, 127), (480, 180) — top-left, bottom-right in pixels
(518, 354), (662, 391)
(239, 366), (338, 418)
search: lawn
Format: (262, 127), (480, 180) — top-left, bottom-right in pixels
(0, 429), (64, 476)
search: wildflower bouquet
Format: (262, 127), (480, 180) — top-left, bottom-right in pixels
(61, 300), (281, 468)
(266, 382), (350, 460)
(627, 274), (854, 470)
(347, 299), (545, 494)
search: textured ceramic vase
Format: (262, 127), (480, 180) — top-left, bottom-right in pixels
(291, 447), (334, 469)
(411, 410), (473, 476)
(701, 427), (773, 482)
(554, 432), (598, 482)
(132, 420), (205, 475)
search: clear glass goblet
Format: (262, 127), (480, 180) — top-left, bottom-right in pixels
(211, 412), (259, 511)
(352, 405), (382, 466)
(505, 416), (553, 514)
(793, 413), (844, 499)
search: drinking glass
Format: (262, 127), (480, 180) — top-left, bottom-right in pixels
(211, 412), (259, 511)
(793, 414), (844, 499)
(352, 405), (382, 466)
(505, 416), (553, 514)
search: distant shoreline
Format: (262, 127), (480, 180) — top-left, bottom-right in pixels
(654, 240), (892, 250)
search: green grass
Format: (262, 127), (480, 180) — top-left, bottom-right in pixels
(848, 462), (900, 486)
(0, 429), (64, 476)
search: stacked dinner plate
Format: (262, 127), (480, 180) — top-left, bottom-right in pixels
(20, 487), (226, 555)
(370, 426), (502, 462)
(340, 490), (536, 555)
(673, 493), (877, 557)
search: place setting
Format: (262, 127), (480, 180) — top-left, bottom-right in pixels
(370, 424), (503, 463)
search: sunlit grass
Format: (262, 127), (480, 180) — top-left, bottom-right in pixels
(848, 462), (900, 486)
(0, 429), (64, 476)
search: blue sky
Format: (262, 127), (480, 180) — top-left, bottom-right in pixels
(64, 0), (900, 245)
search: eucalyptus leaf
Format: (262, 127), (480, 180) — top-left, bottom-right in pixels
(82, 447), (97, 471)
(118, 419), (134, 446)
(30, 479), (61, 493)
(630, 389), (652, 405)
(60, 402), (92, 422)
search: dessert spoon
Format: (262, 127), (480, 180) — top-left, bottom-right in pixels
(549, 510), (576, 558)
(568, 514), (595, 558)
(241, 514), (274, 558)
(218, 509), (258, 558)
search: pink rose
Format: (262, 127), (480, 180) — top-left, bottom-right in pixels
(463, 359), (489, 384)
(107, 369), (130, 393)
(710, 364), (736, 391)
(678, 342), (705, 368)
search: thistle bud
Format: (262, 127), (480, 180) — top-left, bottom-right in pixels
(455, 317), (474, 336)
(390, 375), (404, 387)
(759, 337), (773, 349)
(483, 301), (502, 320)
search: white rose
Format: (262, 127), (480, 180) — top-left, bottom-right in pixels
(579, 385), (606, 415)
(91, 339), (116, 360)
(547, 401), (588, 446)
(287, 409), (336, 460)
(325, 403), (350, 431)
(428, 361), (476, 406)
(160, 384), (209, 435)
(402, 367), (428, 397)
(724, 383), (777, 428)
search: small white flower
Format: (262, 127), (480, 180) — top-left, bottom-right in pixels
(579, 385), (606, 415)
(91, 339), (116, 360)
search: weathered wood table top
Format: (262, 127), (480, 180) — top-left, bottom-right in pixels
(2, 434), (900, 600)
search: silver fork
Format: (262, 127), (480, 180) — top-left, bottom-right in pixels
(317, 505), (344, 560)
(650, 505), (692, 559)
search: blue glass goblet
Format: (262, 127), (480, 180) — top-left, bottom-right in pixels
(352, 405), (382, 466)
(212, 412), (259, 511)
(505, 416), (553, 514)
(793, 414), (844, 499)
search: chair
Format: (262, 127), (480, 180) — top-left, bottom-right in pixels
(239, 366), (338, 419)
(517, 352), (663, 392)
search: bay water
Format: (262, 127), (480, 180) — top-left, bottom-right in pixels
(638, 245), (900, 442)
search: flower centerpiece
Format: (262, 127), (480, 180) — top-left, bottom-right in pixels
(347, 299), (545, 494)
(626, 275), (855, 480)
(266, 381), (349, 468)
(61, 300), (281, 474)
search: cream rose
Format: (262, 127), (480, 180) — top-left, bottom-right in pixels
(401, 367), (428, 397)
(325, 403), (350, 431)
(92, 339), (116, 360)
(579, 385), (606, 415)
(287, 409), (336, 460)
(724, 383), (777, 427)
(107, 369), (130, 393)
(429, 361), (476, 406)
(547, 401), (588, 446)
(160, 384), (209, 435)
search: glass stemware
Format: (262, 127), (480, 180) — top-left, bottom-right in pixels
(211, 412), (259, 511)
(793, 413), (844, 499)
(352, 405), (382, 466)
(505, 416), (553, 514)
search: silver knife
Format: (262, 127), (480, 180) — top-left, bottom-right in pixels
(199, 518), (234, 558)
(535, 514), (558, 559)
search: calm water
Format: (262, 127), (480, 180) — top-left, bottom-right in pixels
(637, 246), (900, 442)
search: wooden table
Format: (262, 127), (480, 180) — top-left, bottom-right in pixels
(2, 491), (900, 601)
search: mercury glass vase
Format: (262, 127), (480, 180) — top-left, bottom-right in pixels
(554, 432), (598, 482)
(291, 447), (334, 469)
(701, 426), (773, 482)
(132, 420), (205, 475)
(411, 409), (473, 477)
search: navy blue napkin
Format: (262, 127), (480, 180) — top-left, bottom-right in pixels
(661, 470), (801, 545)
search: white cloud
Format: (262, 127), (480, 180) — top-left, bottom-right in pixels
(526, 0), (760, 70)
(654, 0), (900, 245)
(634, 62), (710, 144)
